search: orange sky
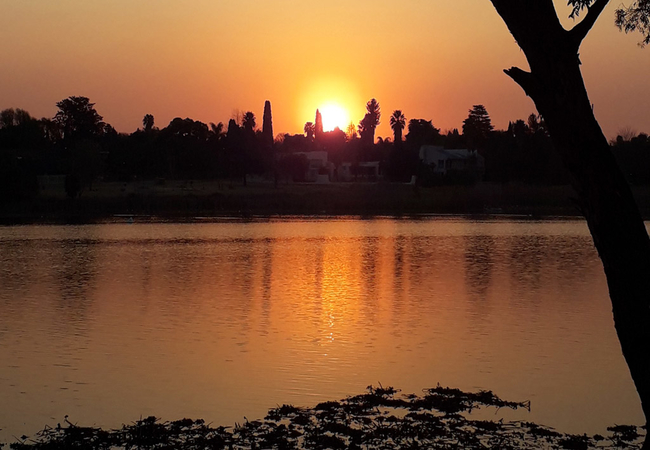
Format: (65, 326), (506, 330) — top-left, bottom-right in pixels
(1, 1), (648, 140)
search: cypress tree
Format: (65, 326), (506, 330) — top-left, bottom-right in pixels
(262, 100), (273, 148)
(315, 109), (323, 141)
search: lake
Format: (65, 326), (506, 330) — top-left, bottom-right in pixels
(0, 217), (644, 442)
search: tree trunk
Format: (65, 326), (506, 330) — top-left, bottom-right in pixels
(491, 0), (650, 441)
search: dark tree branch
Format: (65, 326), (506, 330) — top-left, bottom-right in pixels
(570, 0), (610, 48)
(503, 67), (537, 98)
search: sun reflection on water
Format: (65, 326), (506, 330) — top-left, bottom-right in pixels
(0, 219), (643, 441)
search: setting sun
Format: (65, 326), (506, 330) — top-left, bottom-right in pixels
(297, 77), (363, 135)
(319, 104), (350, 132)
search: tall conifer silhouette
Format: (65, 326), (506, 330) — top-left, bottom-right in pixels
(263, 100), (273, 148)
(315, 109), (323, 141)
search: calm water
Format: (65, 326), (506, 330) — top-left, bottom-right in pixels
(0, 218), (644, 442)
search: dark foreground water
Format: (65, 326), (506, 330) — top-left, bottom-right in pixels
(0, 218), (644, 442)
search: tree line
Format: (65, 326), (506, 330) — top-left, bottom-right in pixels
(0, 95), (647, 200)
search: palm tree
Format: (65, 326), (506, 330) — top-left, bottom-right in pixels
(209, 122), (225, 141)
(242, 112), (256, 134)
(364, 99), (381, 145)
(366, 99), (381, 126)
(142, 114), (155, 132)
(390, 110), (406, 146)
(304, 122), (315, 140)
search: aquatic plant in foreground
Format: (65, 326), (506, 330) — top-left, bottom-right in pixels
(6, 385), (646, 449)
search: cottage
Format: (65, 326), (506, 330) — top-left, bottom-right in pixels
(336, 161), (382, 182)
(294, 151), (331, 182)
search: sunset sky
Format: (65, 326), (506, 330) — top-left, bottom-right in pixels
(2, 1), (648, 140)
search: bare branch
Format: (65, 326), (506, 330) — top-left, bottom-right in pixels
(570, 0), (610, 48)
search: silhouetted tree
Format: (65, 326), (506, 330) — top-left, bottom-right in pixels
(359, 99), (381, 146)
(366, 98), (381, 124)
(0, 107), (43, 200)
(54, 96), (105, 141)
(357, 115), (372, 143)
(242, 111), (256, 134)
(304, 122), (315, 141)
(224, 118), (243, 181)
(151, 117), (222, 180)
(405, 119), (440, 150)
(444, 128), (464, 149)
(143, 114), (155, 132)
(207, 122), (227, 178)
(387, 118), (439, 182)
(314, 109), (324, 141)
(226, 119), (241, 145)
(612, 131), (650, 185)
(164, 117), (210, 140)
(616, 126), (638, 143)
(482, 118), (563, 184)
(0, 108), (51, 155)
(210, 122), (224, 138)
(462, 105), (493, 150)
(0, 108), (47, 150)
(40, 118), (62, 145)
(262, 100), (273, 148)
(0, 108), (16, 129)
(0, 108), (34, 129)
(490, 1), (650, 438)
(507, 119), (530, 138)
(390, 110), (406, 146)
(103, 124), (117, 138)
(279, 133), (309, 154)
(51, 97), (107, 190)
(526, 113), (547, 135)
(237, 112), (261, 184)
(14, 109), (33, 127)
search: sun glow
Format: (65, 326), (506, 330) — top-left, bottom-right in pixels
(319, 104), (350, 132)
(296, 77), (362, 135)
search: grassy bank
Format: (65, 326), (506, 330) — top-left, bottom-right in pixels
(1, 180), (594, 224)
(6, 179), (650, 224)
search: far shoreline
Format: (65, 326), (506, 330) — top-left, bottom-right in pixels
(4, 179), (650, 225)
(0, 180), (610, 226)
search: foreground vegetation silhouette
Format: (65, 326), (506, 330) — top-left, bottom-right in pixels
(5, 386), (646, 449)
